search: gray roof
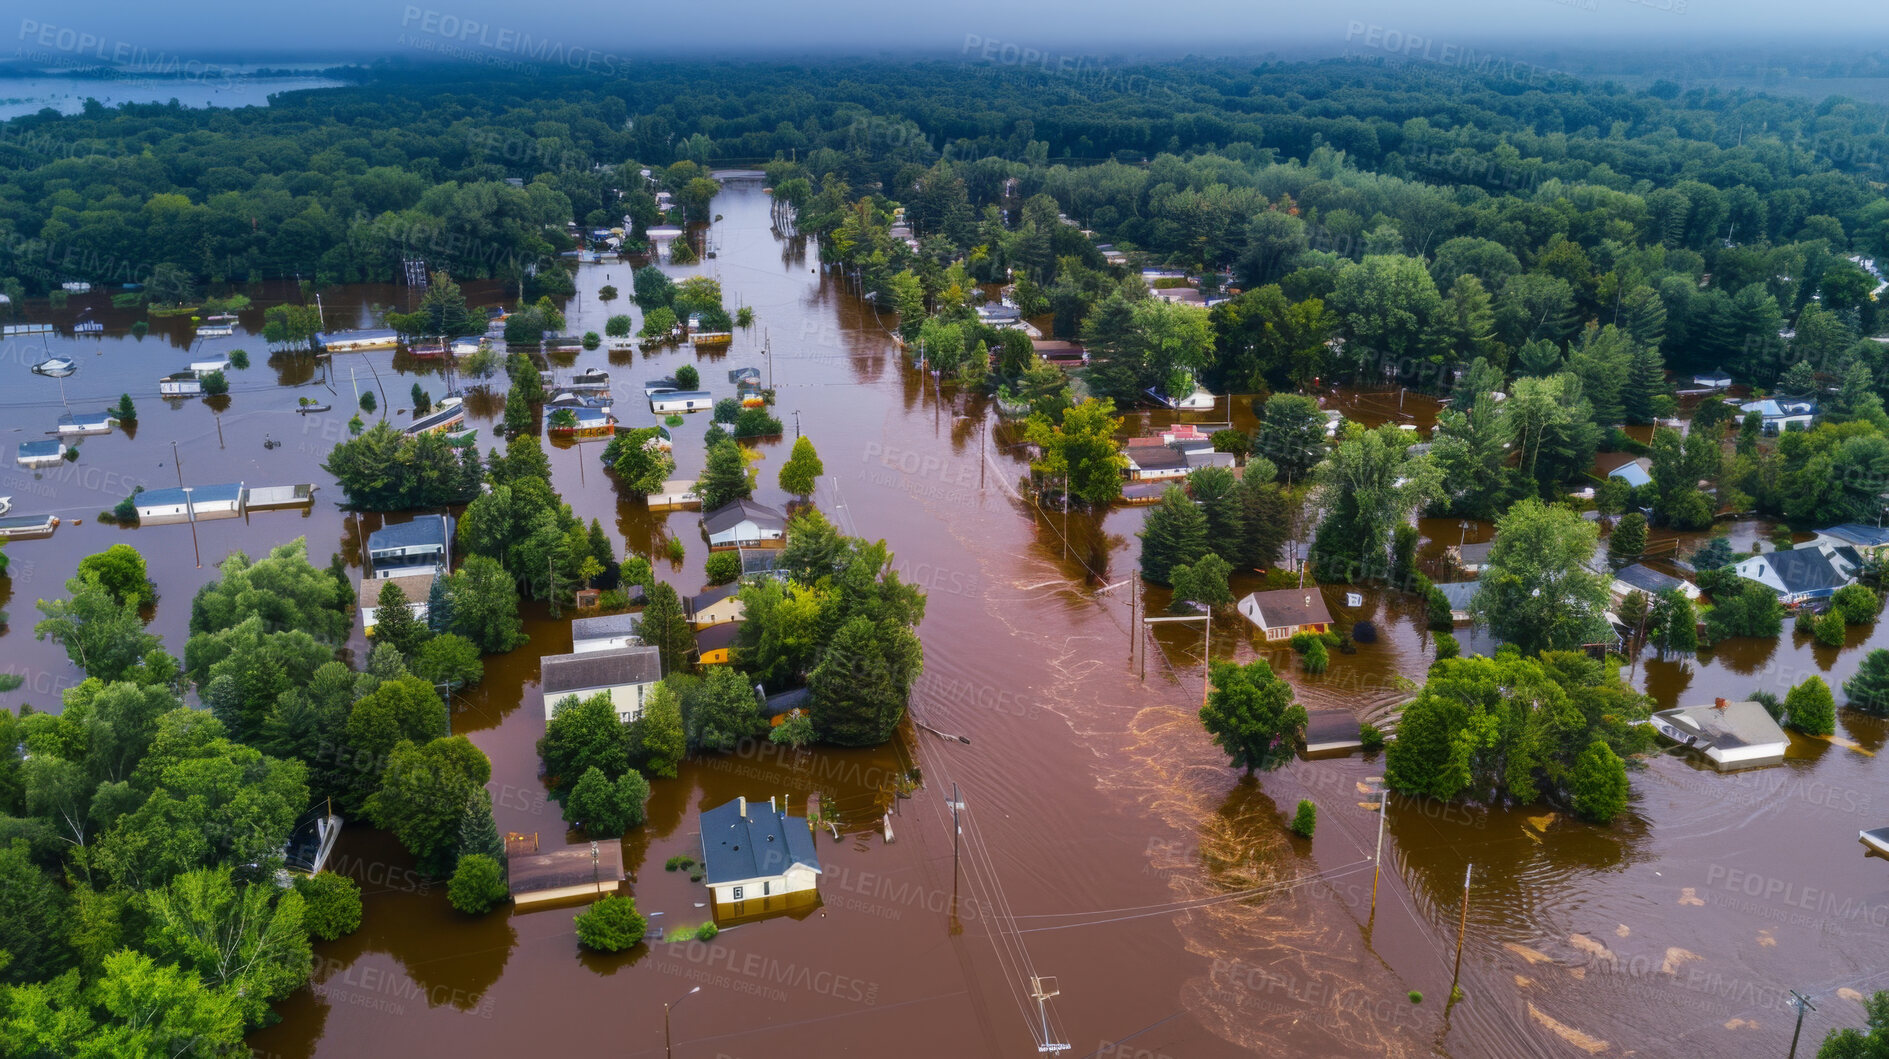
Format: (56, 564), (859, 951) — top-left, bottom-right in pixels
(699, 799), (822, 885)
(139, 483), (244, 507)
(1822, 523), (1889, 549)
(1760, 548), (1850, 595)
(1455, 539), (1495, 565)
(703, 499), (786, 535)
(1128, 446), (1190, 471)
(1614, 563), (1686, 595)
(1653, 700), (1786, 751)
(689, 583), (741, 615)
(367, 515), (453, 554)
(1608, 460), (1653, 488)
(540, 645), (662, 695)
(571, 612), (641, 641)
(761, 687), (811, 717)
(739, 548), (780, 575)
(695, 622), (741, 655)
(1435, 581), (1479, 612)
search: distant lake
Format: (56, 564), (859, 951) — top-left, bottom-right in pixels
(0, 69), (346, 120)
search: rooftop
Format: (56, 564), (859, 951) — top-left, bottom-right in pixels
(541, 645), (663, 695)
(139, 483), (244, 507)
(571, 612), (642, 642)
(1614, 563), (1687, 595)
(696, 622), (741, 655)
(1821, 523), (1889, 549)
(690, 583), (741, 614)
(1241, 588), (1336, 630)
(1752, 547), (1851, 595)
(367, 514), (453, 554)
(1653, 700), (1787, 751)
(509, 840), (624, 896)
(699, 798), (822, 885)
(703, 498), (787, 535)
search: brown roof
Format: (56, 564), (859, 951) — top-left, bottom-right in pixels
(360, 572), (436, 611)
(1244, 588), (1335, 630)
(509, 840), (624, 895)
(540, 645), (662, 694)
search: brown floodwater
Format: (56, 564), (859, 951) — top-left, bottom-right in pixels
(4, 184), (1887, 1057)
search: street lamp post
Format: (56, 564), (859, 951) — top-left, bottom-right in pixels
(664, 985), (701, 1059)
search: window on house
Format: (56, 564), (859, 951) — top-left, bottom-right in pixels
(763, 881), (770, 895)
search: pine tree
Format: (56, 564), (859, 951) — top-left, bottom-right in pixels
(1621, 345), (1669, 425)
(586, 519), (616, 588)
(457, 789), (504, 868)
(1138, 486), (1209, 585)
(503, 386), (532, 436)
(427, 574), (454, 633)
(1231, 472), (1290, 572)
(698, 438), (752, 511)
(778, 435), (825, 499)
(1187, 466), (1242, 545)
(1608, 513), (1647, 563)
(639, 584), (695, 675)
(373, 581), (428, 657)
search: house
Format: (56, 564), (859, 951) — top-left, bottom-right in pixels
(1236, 588), (1336, 641)
(1691, 371), (1732, 390)
(699, 797), (822, 912)
(16, 440), (67, 467)
(565, 368), (611, 392)
(688, 584), (746, 628)
(1144, 386), (1217, 412)
(571, 612), (642, 653)
(314, 329), (399, 352)
(1184, 449), (1236, 471)
(1124, 444), (1190, 481)
(740, 547), (784, 580)
(1031, 339), (1086, 366)
(1812, 523), (1889, 559)
(1149, 286), (1206, 306)
(651, 390), (714, 413)
(404, 405), (466, 437)
(159, 371), (203, 396)
(366, 515), (454, 579)
(1610, 563), (1701, 604)
(1650, 698), (1789, 771)
(760, 686), (811, 726)
(695, 622), (740, 666)
(1434, 581), (1479, 623)
(1733, 544), (1858, 604)
(135, 483), (245, 525)
(507, 837), (624, 908)
(703, 499), (787, 549)
(539, 644), (663, 722)
(0, 513), (59, 539)
(1608, 458), (1653, 489)
(358, 572), (435, 635)
(547, 407), (616, 436)
(1450, 539), (1496, 575)
(56, 411), (115, 436)
(1740, 398), (1817, 434)
(190, 357), (230, 377)
(648, 479), (701, 510)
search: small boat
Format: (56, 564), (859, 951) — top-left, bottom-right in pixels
(294, 402), (332, 414)
(1863, 827), (1889, 856)
(31, 357), (77, 378)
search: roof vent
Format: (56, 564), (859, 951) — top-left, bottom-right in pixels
(1714, 697), (1728, 710)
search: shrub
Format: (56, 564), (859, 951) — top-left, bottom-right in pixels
(295, 872), (364, 940)
(1289, 800), (1317, 838)
(1750, 690), (1783, 720)
(1795, 608), (1819, 637)
(229, 349), (250, 369)
(1434, 632), (1460, 660)
(1288, 631), (1318, 654)
(665, 538), (686, 562)
(575, 895), (646, 952)
(359, 390), (377, 413)
(1570, 740), (1629, 824)
(1815, 610), (1847, 647)
(200, 370), (230, 396)
(1784, 676), (1836, 736)
(665, 414), (684, 427)
(674, 364), (699, 390)
(705, 550), (742, 585)
(1359, 723), (1385, 751)
(1832, 584), (1881, 625)
(664, 855), (696, 872)
(1301, 639), (1329, 674)
(447, 854), (508, 915)
(1408, 991), (1423, 1004)
(582, 331), (601, 349)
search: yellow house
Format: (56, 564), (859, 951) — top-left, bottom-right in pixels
(688, 584), (746, 629)
(695, 623), (739, 667)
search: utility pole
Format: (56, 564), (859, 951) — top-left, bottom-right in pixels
(1370, 782), (1388, 920)
(949, 783), (962, 886)
(1450, 864), (1472, 999)
(170, 440), (184, 487)
(1787, 991), (1816, 1059)
(182, 486), (201, 569)
(1201, 610), (1211, 710)
(1029, 976), (1069, 1054)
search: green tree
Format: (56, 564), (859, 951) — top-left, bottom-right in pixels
(293, 872), (363, 941)
(1569, 740), (1630, 824)
(1648, 589), (1699, 657)
(698, 438), (753, 511)
(0, 840), (71, 985)
(413, 633), (484, 692)
(76, 545), (156, 609)
(1199, 659), (1306, 775)
(1023, 397), (1126, 505)
(778, 435), (825, 499)
(1609, 513), (1648, 563)
(1833, 584), (1881, 625)
(1785, 675), (1837, 736)
(365, 736), (491, 877)
(446, 555), (527, 654)
(140, 866), (312, 1026)
(1171, 553), (1234, 610)
(1470, 499), (1610, 655)
(0, 950), (247, 1055)
(344, 674), (448, 785)
(447, 853), (508, 915)
(629, 683), (688, 778)
(639, 583), (696, 675)
(601, 427), (676, 496)
(574, 894), (646, 952)
(1288, 800), (1317, 838)
(674, 363), (700, 390)
(1311, 424), (1439, 584)
(1703, 580), (1784, 643)
(1818, 990), (1889, 1058)
(684, 667), (769, 753)
(34, 577), (164, 684)
(1846, 650), (1889, 715)
(371, 581), (428, 658)
(705, 551), (742, 585)
(564, 766), (650, 834)
(538, 692), (630, 800)
(1252, 393), (1327, 483)
(1138, 486), (1208, 586)
(808, 617), (920, 748)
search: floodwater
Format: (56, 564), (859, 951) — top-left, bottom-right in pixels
(3, 183), (1886, 1057)
(0, 71), (346, 120)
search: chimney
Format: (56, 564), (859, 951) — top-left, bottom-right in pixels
(738, 796), (746, 818)
(769, 795), (776, 814)
(1714, 697), (1728, 710)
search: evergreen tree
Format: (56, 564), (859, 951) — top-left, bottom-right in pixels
(1846, 649), (1889, 715)
(426, 575), (454, 633)
(1608, 513), (1647, 563)
(698, 438), (752, 511)
(1648, 589), (1699, 656)
(627, 683), (686, 778)
(1187, 466), (1242, 545)
(586, 519), (616, 588)
(372, 581), (428, 658)
(1230, 471), (1290, 572)
(1622, 344), (1670, 425)
(1138, 486), (1208, 586)
(502, 386), (532, 436)
(778, 435), (825, 499)
(1252, 393), (1326, 482)
(808, 617), (920, 747)
(456, 788), (504, 865)
(639, 584), (695, 675)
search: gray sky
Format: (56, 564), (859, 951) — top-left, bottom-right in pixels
(8, 0), (1888, 63)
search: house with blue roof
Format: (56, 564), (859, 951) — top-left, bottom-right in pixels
(367, 514), (454, 579)
(135, 483), (245, 525)
(1813, 523), (1889, 560)
(1740, 398), (1817, 434)
(1607, 458), (1653, 489)
(1733, 543), (1858, 605)
(699, 796), (822, 913)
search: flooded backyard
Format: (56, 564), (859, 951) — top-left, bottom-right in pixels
(3, 182), (1886, 1057)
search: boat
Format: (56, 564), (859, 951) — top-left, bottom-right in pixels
(1863, 827), (1889, 856)
(407, 341), (448, 358)
(31, 357), (77, 378)
(294, 402), (332, 414)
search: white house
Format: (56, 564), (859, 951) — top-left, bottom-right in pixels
(16, 440), (67, 467)
(1812, 523), (1889, 560)
(314, 329), (400, 352)
(135, 483), (245, 525)
(703, 499), (787, 549)
(1236, 588), (1336, 641)
(366, 515), (454, 578)
(1733, 544), (1857, 604)
(650, 390), (714, 413)
(1123, 443), (1190, 481)
(55, 411), (116, 436)
(159, 371), (203, 396)
(1650, 699), (1789, 771)
(688, 584), (746, 628)
(570, 613), (643, 654)
(539, 645), (663, 722)
(358, 572), (435, 635)
(1740, 398), (1817, 434)
(190, 357), (230, 377)
(699, 796), (822, 910)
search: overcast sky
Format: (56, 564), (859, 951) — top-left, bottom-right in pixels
(9, 0), (1888, 63)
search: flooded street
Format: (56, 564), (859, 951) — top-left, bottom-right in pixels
(5, 183), (1887, 1057)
